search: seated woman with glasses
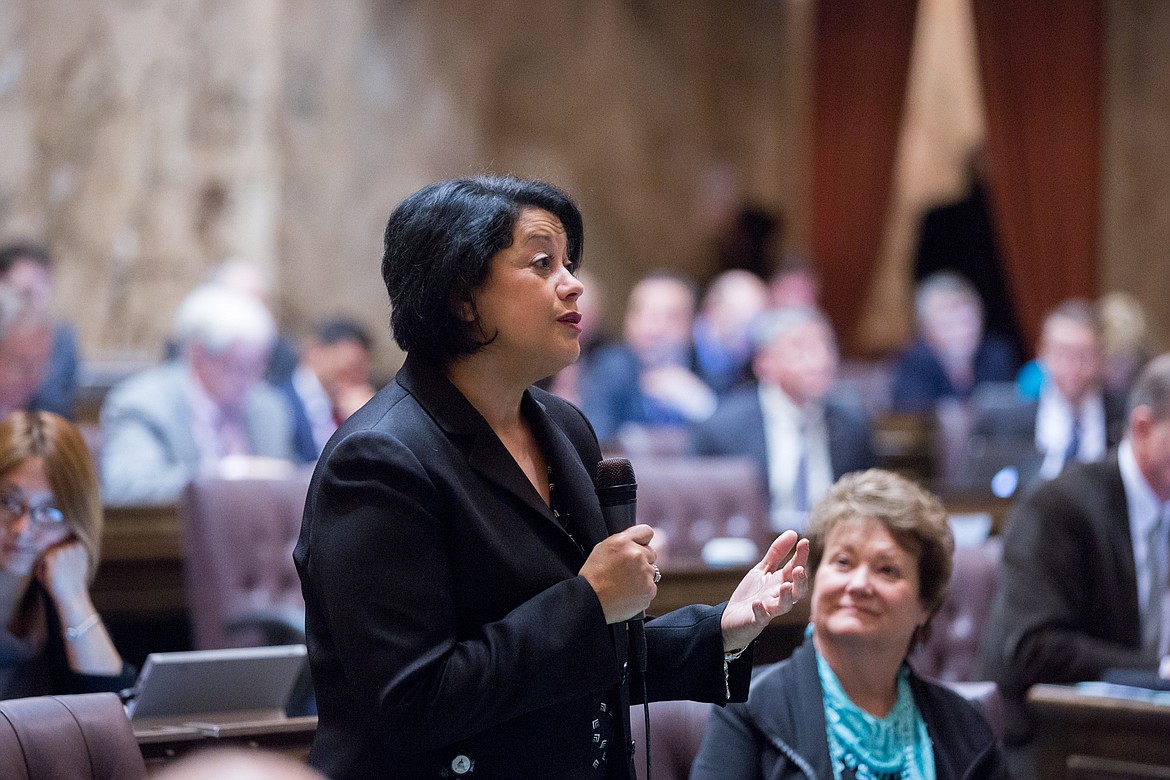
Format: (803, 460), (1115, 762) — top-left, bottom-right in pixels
(0, 411), (134, 699)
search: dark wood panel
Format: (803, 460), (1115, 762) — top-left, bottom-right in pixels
(1029, 684), (1170, 779)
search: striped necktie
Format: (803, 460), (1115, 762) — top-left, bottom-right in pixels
(792, 416), (810, 512)
(1063, 415), (1082, 466)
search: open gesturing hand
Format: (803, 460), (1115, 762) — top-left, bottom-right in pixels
(719, 530), (809, 653)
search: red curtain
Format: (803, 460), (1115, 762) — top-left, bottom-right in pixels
(810, 0), (918, 356)
(972, 0), (1102, 354)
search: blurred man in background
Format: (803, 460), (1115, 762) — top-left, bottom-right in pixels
(974, 299), (1125, 480)
(278, 317), (375, 463)
(581, 272), (716, 445)
(0, 287), (54, 421)
(692, 269), (770, 397)
(101, 284), (294, 505)
(891, 270), (1017, 413)
(0, 242), (78, 418)
(693, 306), (874, 531)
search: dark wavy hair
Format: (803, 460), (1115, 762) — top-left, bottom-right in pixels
(381, 176), (584, 363)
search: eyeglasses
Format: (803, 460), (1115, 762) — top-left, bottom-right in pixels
(0, 489), (64, 526)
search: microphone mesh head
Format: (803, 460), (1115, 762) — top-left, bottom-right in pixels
(596, 457), (636, 489)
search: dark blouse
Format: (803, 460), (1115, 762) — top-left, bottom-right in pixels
(0, 587), (136, 701)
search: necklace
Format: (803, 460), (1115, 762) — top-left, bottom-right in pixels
(818, 653), (934, 780)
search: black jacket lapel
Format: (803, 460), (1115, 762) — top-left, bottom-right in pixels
(395, 354), (586, 551)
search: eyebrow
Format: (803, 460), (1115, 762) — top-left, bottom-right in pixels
(0, 485), (53, 501)
(520, 230), (563, 247)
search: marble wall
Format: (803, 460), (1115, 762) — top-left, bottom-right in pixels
(0, 0), (284, 360)
(1101, 0), (1170, 354)
(0, 0), (1166, 379)
(0, 0), (812, 378)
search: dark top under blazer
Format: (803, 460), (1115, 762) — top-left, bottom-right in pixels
(980, 456), (1155, 744)
(0, 587), (136, 702)
(294, 354), (749, 779)
(691, 639), (1008, 780)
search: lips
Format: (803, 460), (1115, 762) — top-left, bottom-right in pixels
(1, 540), (27, 557)
(558, 311), (582, 325)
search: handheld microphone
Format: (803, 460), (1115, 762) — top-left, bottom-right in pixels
(595, 457), (647, 674)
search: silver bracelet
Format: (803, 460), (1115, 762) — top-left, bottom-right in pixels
(723, 645), (750, 700)
(65, 613), (101, 641)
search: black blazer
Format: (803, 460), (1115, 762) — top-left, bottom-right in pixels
(691, 386), (876, 504)
(294, 354), (747, 779)
(980, 456), (1156, 744)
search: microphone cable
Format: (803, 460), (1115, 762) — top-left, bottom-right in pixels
(595, 457), (653, 779)
(641, 673), (652, 780)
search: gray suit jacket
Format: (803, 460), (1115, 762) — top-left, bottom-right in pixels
(100, 362), (293, 505)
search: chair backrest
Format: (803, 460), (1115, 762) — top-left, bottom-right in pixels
(629, 456), (770, 568)
(836, 358), (895, 419)
(932, 398), (977, 488)
(180, 472), (311, 650)
(629, 700), (714, 780)
(0, 692), (147, 779)
(912, 535), (1003, 683)
(610, 424), (693, 458)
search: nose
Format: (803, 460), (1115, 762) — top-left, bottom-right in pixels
(845, 564), (873, 594)
(559, 267), (583, 300)
(6, 508), (31, 535)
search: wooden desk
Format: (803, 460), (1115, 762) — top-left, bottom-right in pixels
(137, 716), (318, 773)
(95, 503), (185, 618)
(651, 564), (810, 664)
(1029, 683), (1170, 779)
(936, 488), (1013, 537)
(103, 497), (1029, 670)
(94, 503), (191, 665)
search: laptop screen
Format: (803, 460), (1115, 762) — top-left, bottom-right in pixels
(125, 644), (308, 724)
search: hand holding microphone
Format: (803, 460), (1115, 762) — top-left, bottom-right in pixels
(584, 457), (653, 675)
(579, 524), (658, 624)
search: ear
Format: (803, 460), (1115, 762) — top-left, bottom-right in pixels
(1130, 405), (1154, 446)
(454, 295), (476, 323)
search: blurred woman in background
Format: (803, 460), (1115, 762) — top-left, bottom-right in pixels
(0, 411), (133, 699)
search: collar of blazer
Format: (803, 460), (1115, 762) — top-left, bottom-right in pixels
(395, 353), (607, 555)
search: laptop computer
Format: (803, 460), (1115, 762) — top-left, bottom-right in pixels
(959, 436), (1046, 498)
(124, 644), (308, 729)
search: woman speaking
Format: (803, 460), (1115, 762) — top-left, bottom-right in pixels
(294, 176), (808, 778)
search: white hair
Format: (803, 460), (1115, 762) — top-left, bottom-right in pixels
(752, 305), (835, 353)
(173, 284), (276, 353)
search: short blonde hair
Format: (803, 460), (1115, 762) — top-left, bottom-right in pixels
(805, 469), (954, 622)
(0, 411), (103, 582)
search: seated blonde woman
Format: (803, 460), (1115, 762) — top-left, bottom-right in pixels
(0, 411), (134, 699)
(691, 469), (1008, 779)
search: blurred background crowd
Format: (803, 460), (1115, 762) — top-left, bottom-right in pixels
(2, 1), (1170, 777)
